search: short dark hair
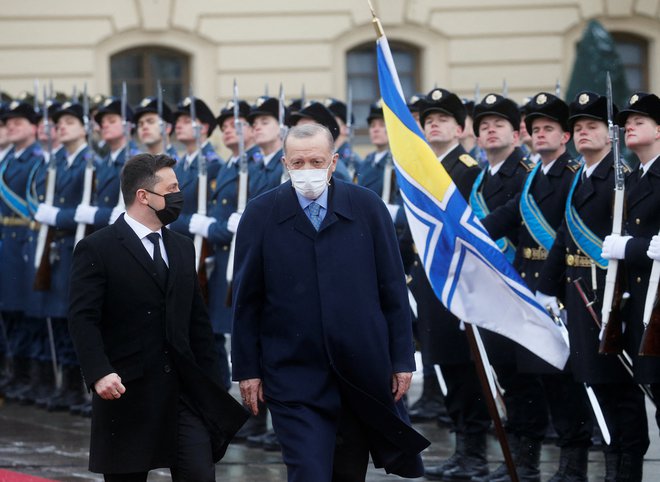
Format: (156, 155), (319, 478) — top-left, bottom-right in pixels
(121, 153), (176, 206)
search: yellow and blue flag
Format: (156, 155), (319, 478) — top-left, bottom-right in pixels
(376, 32), (569, 370)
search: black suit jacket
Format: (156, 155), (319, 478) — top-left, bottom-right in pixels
(68, 214), (247, 474)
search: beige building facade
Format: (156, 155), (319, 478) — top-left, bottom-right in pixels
(0, 0), (658, 142)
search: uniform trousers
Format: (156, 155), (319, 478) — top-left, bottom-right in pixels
(442, 363), (490, 434)
(103, 398), (215, 482)
(541, 372), (593, 447)
(591, 382), (649, 456)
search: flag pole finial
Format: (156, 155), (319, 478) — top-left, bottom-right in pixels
(367, 0), (384, 38)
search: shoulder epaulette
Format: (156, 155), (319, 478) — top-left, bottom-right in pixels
(520, 156), (535, 172)
(566, 158), (580, 173)
(621, 158), (632, 174)
(459, 153), (478, 168)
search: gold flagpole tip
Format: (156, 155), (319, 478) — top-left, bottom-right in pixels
(367, 0), (384, 38)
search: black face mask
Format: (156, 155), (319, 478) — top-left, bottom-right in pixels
(146, 190), (184, 225)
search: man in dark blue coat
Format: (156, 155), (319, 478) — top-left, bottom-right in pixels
(232, 124), (429, 481)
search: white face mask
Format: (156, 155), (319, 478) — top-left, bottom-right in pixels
(288, 165), (331, 200)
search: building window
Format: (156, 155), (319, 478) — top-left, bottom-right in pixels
(612, 32), (649, 93)
(110, 47), (190, 106)
(347, 41), (419, 143)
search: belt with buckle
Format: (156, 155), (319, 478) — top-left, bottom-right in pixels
(565, 253), (593, 268)
(0, 216), (39, 230)
(522, 247), (548, 261)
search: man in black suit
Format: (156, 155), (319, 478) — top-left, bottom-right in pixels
(68, 153), (247, 481)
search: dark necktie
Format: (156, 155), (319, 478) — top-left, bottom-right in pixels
(146, 232), (168, 288)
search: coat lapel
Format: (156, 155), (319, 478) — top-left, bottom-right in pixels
(320, 181), (354, 232)
(114, 215), (164, 291)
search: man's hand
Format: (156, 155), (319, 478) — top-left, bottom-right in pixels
(74, 204), (99, 224)
(535, 291), (560, 317)
(189, 213), (216, 238)
(647, 235), (660, 262)
(227, 212), (242, 234)
(94, 373), (126, 400)
(601, 234), (631, 260)
(391, 372), (412, 402)
(239, 378), (263, 416)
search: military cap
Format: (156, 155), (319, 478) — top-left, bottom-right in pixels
(94, 97), (134, 125)
(420, 88), (467, 128)
(173, 96), (217, 135)
(519, 97), (532, 115)
(616, 92), (660, 126)
(41, 99), (63, 120)
(288, 101), (340, 140)
(91, 93), (107, 110)
(247, 96), (283, 124)
(324, 98), (353, 125)
(406, 93), (426, 114)
(287, 98), (303, 113)
(366, 100), (384, 124)
(473, 93), (520, 136)
(524, 92), (570, 133)
(52, 101), (85, 124)
(16, 90), (35, 107)
(216, 99), (251, 129)
(567, 91), (616, 131)
(0, 91), (11, 103)
(0, 101), (9, 121)
(133, 96), (173, 124)
(462, 98), (475, 118)
(2, 100), (39, 124)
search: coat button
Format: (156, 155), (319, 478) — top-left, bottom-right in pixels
(60, 197), (65, 203)
(567, 277), (572, 283)
(222, 198), (228, 205)
(39, 195), (44, 201)
(636, 218), (641, 225)
(534, 272), (539, 278)
(104, 196), (110, 202)
(223, 245), (228, 251)
(637, 277), (642, 283)
(521, 272), (526, 278)
(147, 311), (151, 315)
(566, 247), (569, 253)
(164, 365), (171, 373)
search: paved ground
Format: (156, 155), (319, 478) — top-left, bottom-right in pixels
(1, 373), (658, 481)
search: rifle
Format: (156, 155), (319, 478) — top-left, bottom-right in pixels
(74, 83), (96, 246)
(555, 79), (561, 98)
(300, 84), (306, 108)
(544, 305), (611, 444)
(502, 78), (508, 98)
(33, 88), (57, 291)
(639, 237), (660, 356)
(157, 79), (168, 155)
(599, 72), (627, 355)
(345, 85), (357, 181)
(573, 277), (656, 404)
(111, 82), (130, 219)
(225, 79), (248, 306)
(189, 85), (207, 273)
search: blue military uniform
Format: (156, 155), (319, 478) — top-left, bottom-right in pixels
(246, 97), (285, 197)
(92, 145), (139, 228)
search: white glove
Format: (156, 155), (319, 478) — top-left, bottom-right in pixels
(227, 212), (242, 234)
(601, 234), (632, 260)
(74, 204), (99, 224)
(34, 203), (60, 227)
(109, 206), (124, 224)
(647, 235), (660, 261)
(189, 213), (216, 238)
(386, 203), (400, 221)
(535, 291), (560, 317)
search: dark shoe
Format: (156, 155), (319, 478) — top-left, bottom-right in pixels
(548, 446), (588, 482)
(425, 433), (465, 480)
(3, 357), (33, 401)
(515, 437), (541, 482)
(247, 429), (273, 448)
(473, 434), (520, 482)
(79, 400), (93, 418)
(443, 432), (488, 480)
(46, 365), (85, 412)
(18, 361), (55, 405)
(408, 374), (447, 422)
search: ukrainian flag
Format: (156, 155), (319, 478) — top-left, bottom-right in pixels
(375, 29), (569, 370)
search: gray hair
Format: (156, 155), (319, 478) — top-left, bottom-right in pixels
(283, 123), (335, 156)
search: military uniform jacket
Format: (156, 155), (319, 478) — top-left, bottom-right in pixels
(407, 145), (481, 365)
(169, 141), (222, 237)
(232, 180), (429, 477)
(620, 159), (660, 383)
(206, 145), (262, 334)
(472, 147), (532, 365)
(248, 148), (284, 198)
(537, 152), (629, 384)
(481, 151), (578, 372)
(92, 145), (137, 228)
(68, 215), (247, 474)
(0, 142), (43, 311)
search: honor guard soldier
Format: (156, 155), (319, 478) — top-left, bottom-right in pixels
(289, 101), (351, 184)
(324, 97), (362, 180)
(74, 97), (138, 231)
(0, 100), (45, 401)
(461, 98), (488, 168)
(406, 92), (425, 131)
(518, 97), (540, 164)
(30, 100), (93, 411)
(134, 96), (179, 159)
(604, 93), (660, 473)
(247, 96), (285, 197)
(0, 99), (13, 164)
(537, 92), (647, 481)
(170, 96), (222, 238)
(0, 98), (13, 392)
(470, 93), (548, 482)
(418, 89), (489, 481)
(480, 93), (592, 481)
(621, 92), (660, 418)
(37, 99), (63, 162)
